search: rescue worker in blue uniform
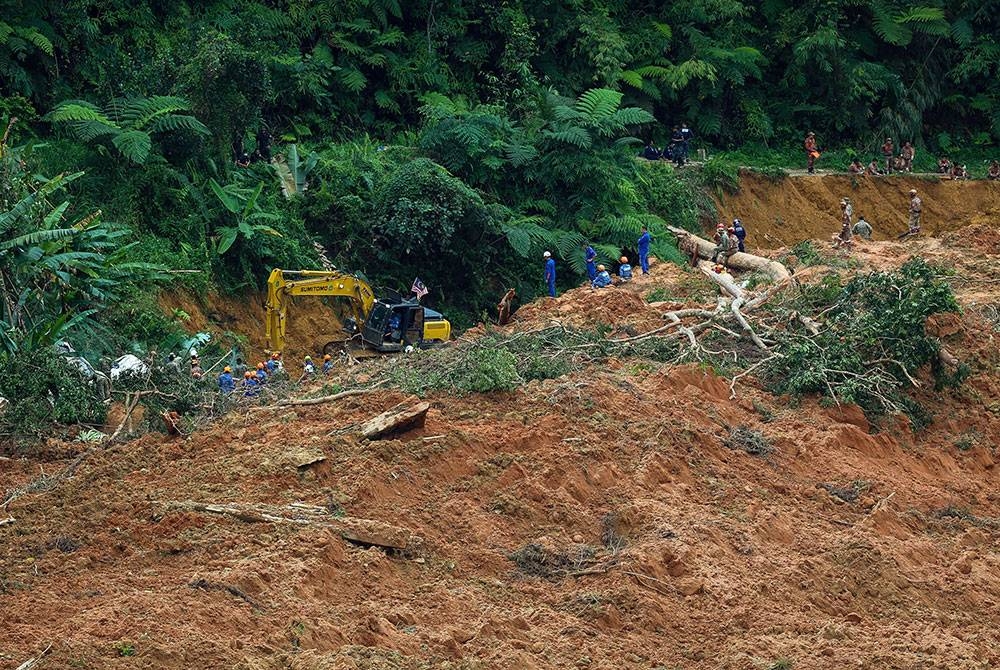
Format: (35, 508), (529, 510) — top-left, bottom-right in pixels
(591, 264), (612, 288)
(618, 256), (633, 280)
(543, 251), (556, 298)
(584, 243), (597, 281)
(242, 371), (260, 397)
(323, 354), (334, 374)
(637, 226), (651, 275)
(218, 366), (235, 394)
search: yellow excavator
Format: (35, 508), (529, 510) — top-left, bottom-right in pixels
(264, 269), (451, 355)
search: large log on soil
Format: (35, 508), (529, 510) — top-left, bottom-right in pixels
(669, 225), (790, 282)
(156, 500), (420, 551)
(358, 399), (430, 440)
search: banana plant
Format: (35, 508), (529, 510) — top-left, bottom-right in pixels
(208, 178), (282, 254)
(271, 144), (318, 198)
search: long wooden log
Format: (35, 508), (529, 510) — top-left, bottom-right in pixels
(157, 500), (418, 551)
(669, 226), (790, 282)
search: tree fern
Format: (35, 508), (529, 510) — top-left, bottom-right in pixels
(111, 130), (152, 164)
(575, 88), (623, 121)
(46, 95), (209, 164)
(542, 127), (592, 148)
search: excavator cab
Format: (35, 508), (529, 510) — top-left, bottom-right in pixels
(363, 300), (438, 352)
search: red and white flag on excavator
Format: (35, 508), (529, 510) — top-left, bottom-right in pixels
(411, 277), (429, 300)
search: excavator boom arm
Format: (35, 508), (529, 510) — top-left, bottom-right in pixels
(265, 269), (376, 353)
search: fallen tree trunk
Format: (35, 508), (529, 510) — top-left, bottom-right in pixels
(669, 226), (790, 282)
(359, 399), (430, 440)
(156, 500), (420, 551)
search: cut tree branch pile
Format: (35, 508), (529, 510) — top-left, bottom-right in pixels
(155, 500), (421, 552)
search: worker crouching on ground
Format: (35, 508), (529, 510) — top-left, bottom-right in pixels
(242, 371), (260, 397)
(591, 264), (612, 289)
(853, 215), (873, 240)
(218, 366), (235, 394)
(303, 355), (315, 375)
(618, 256), (633, 281)
(256, 362), (268, 383)
(323, 354), (333, 375)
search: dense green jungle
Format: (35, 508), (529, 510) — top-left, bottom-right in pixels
(1, 0), (998, 436)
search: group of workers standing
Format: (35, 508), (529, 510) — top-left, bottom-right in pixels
(543, 227), (653, 297)
(834, 188), (921, 250)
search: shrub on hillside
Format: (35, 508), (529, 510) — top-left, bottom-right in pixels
(765, 258), (966, 424)
(0, 348), (108, 440)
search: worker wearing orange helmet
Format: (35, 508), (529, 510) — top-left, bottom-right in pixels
(255, 362), (267, 383)
(618, 256), (633, 280)
(242, 370), (260, 397)
(322, 353), (334, 375)
(217, 365), (235, 394)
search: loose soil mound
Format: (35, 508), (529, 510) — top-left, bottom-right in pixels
(715, 172), (1000, 248)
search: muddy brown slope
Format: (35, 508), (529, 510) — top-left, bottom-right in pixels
(4, 244), (1000, 669)
(714, 172), (1000, 248)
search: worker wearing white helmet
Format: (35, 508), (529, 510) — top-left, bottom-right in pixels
(543, 251), (556, 297)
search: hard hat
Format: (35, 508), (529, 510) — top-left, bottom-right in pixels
(597, 264), (606, 271)
(271, 352), (280, 359)
(732, 218), (741, 225)
(324, 354), (331, 360)
(909, 188), (917, 194)
(543, 251), (551, 258)
(304, 355), (312, 361)
(728, 227), (735, 232)
(244, 371), (253, 378)
(620, 256), (628, 263)
(257, 362), (265, 369)
(717, 223), (725, 229)
(807, 131), (815, 136)
(223, 366), (231, 373)
(713, 264), (725, 273)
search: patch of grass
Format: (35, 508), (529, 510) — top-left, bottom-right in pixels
(646, 287), (672, 303)
(114, 642), (136, 658)
(752, 400), (775, 423)
(954, 430), (980, 452)
(723, 426), (773, 457)
(789, 240), (821, 267)
(769, 659), (793, 670)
